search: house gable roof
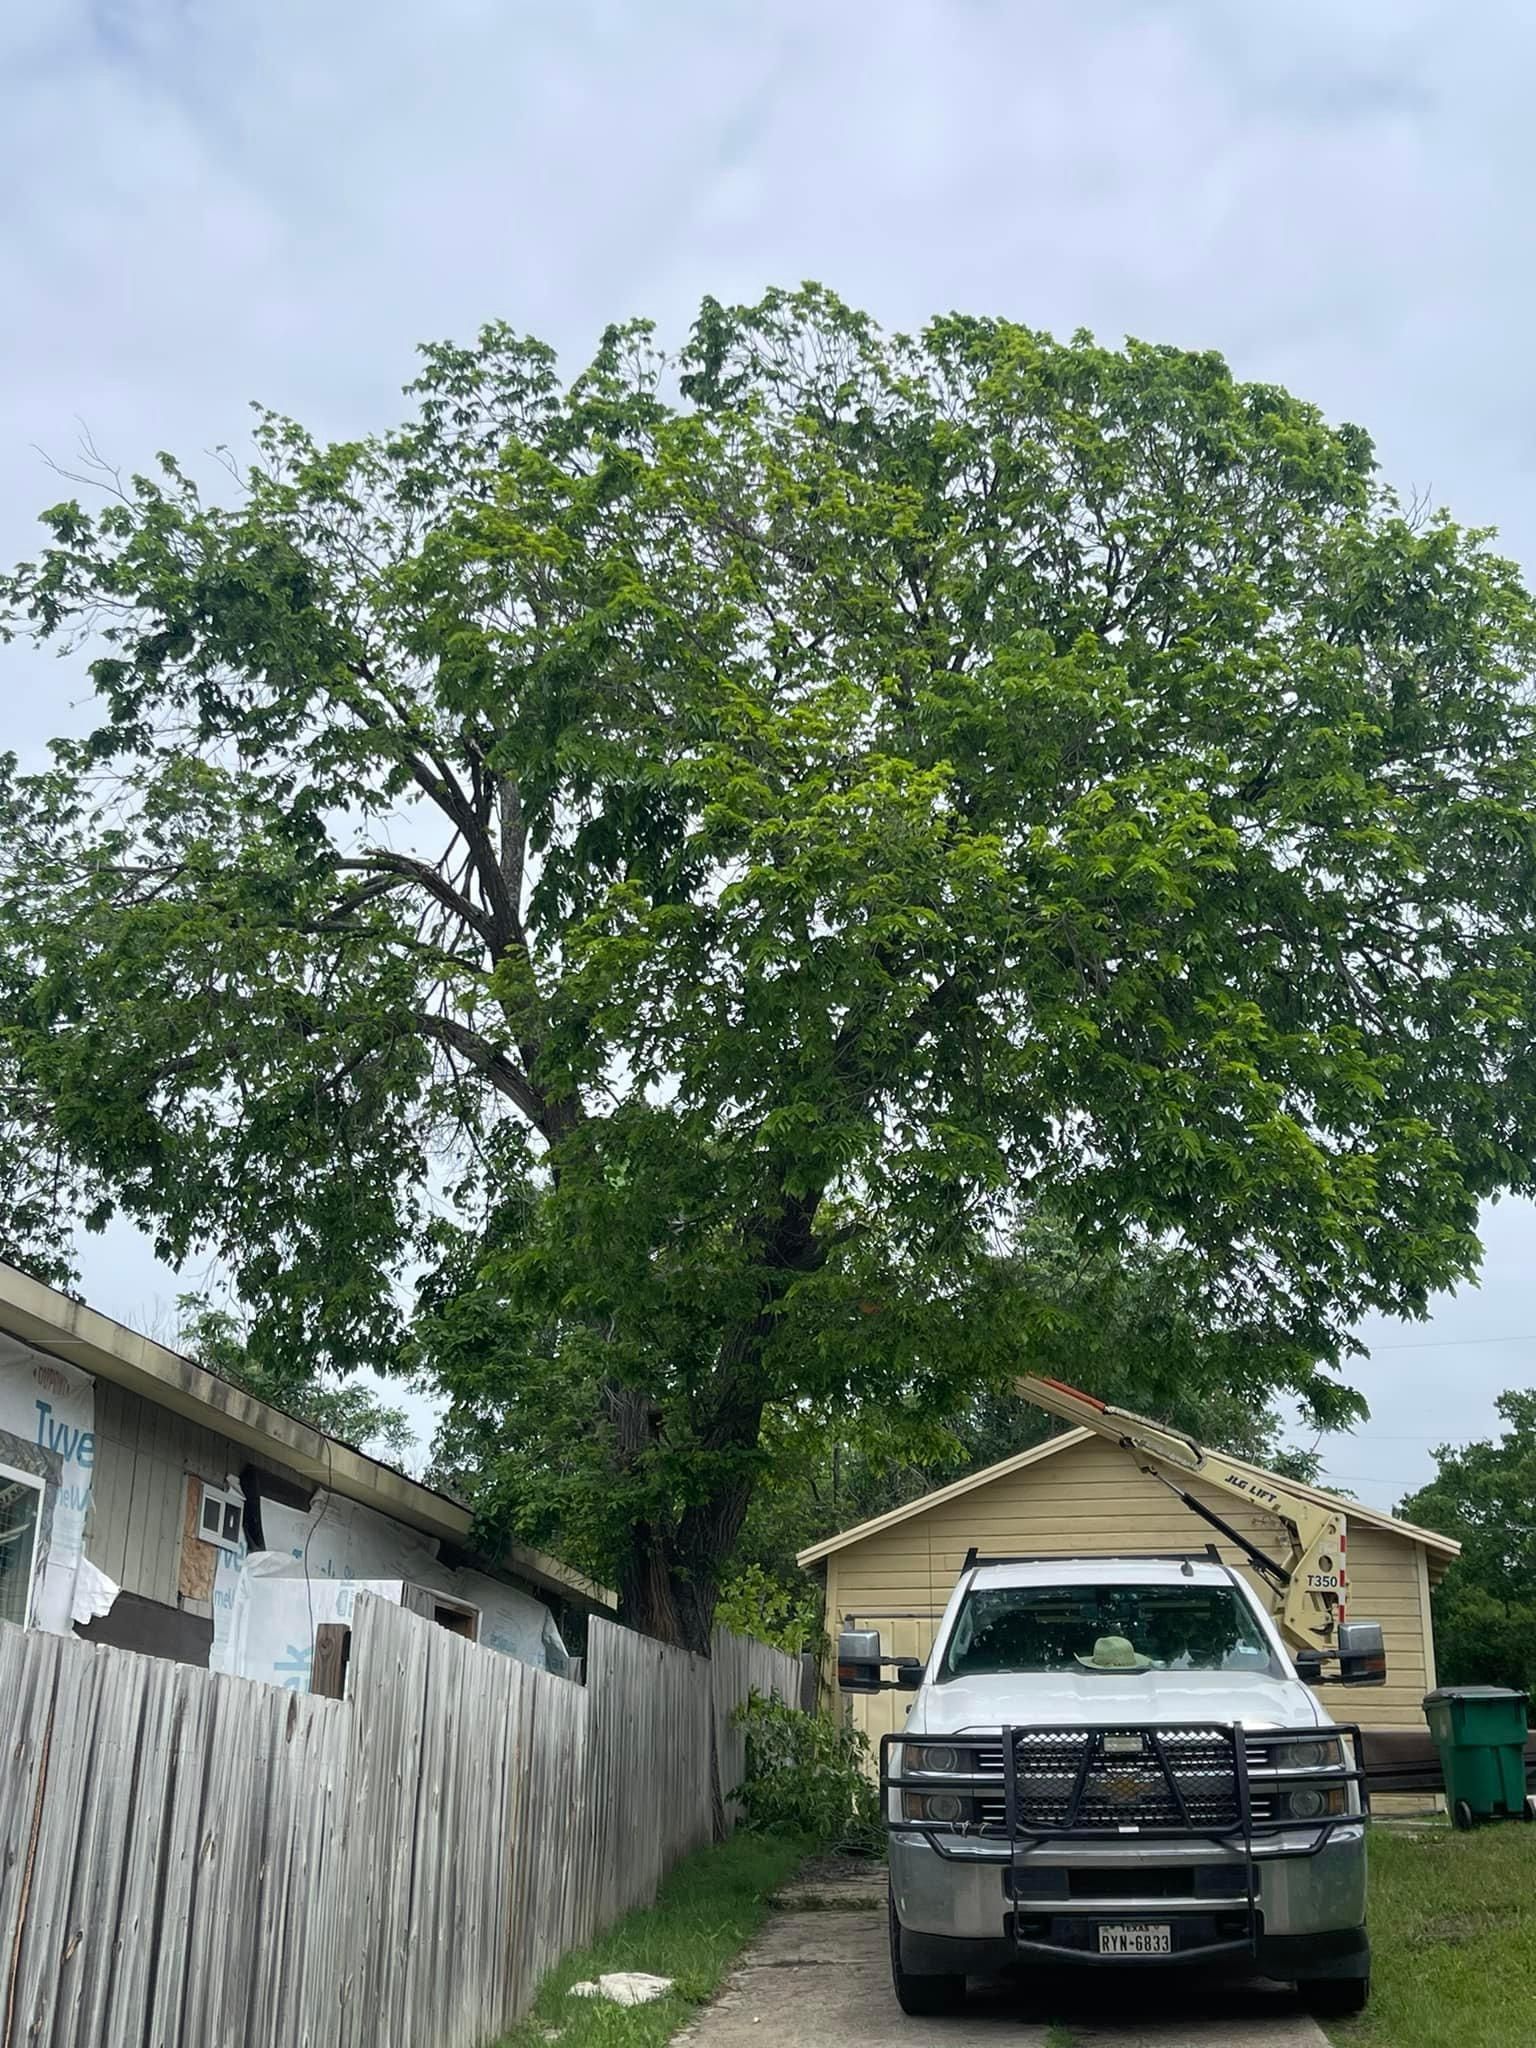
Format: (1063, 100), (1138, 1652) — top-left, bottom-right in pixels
(796, 1425), (1461, 1568)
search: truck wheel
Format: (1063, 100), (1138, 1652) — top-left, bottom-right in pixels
(888, 1894), (965, 2016)
(1301, 1975), (1369, 2018)
(1453, 1798), (1476, 1832)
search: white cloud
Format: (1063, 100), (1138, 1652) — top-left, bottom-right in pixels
(5, 0), (1535, 1481)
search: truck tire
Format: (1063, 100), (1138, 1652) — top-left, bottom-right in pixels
(1301, 1975), (1369, 2019)
(888, 1893), (965, 2016)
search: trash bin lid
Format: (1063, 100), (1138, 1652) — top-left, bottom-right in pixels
(1423, 1685), (1530, 1704)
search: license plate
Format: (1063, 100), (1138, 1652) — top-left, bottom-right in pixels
(1098, 1923), (1172, 1956)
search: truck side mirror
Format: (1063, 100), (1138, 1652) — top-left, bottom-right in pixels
(838, 1628), (883, 1694)
(1337, 1620), (1387, 1687)
(1295, 1621), (1387, 1687)
(893, 1657), (924, 1691)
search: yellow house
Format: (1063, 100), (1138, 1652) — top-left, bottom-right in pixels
(798, 1428), (1460, 1763)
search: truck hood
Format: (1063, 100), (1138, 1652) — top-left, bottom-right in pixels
(908, 1668), (1326, 1734)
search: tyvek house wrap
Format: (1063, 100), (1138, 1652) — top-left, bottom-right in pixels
(209, 1483), (568, 1687)
(0, 1333), (118, 1633)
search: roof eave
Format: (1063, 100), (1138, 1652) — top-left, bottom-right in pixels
(0, 1263), (616, 1612)
(795, 1425), (1463, 1568)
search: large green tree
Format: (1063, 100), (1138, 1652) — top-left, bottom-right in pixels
(1400, 1390), (1536, 1696)
(4, 288), (1536, 1647)
(434, 1210), (1334, 1634)
(175, 1297), (417, 1464)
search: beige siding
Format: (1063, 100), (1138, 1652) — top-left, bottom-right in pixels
(827, 1435), (1436, 1758)
(88, 1381), (247, 1605)
(1336, 1520), (1432, 1729)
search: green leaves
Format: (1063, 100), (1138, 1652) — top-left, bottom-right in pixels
(731, 1690), (880, 1852)
(4, 288), (1536, 1638)
(1401, 1393), (1536, 1698)
(175, 1298), (417, 1461)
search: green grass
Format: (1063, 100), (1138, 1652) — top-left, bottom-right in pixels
(494, 1831), (811, 2048)
(1325, 1819), (1536, 2048)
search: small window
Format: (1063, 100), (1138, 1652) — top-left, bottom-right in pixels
(0, 1464), (45, 1629)
(198, 1484), (244, 1553)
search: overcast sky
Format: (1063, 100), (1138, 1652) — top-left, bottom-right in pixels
(5, 0), (1536, 1506)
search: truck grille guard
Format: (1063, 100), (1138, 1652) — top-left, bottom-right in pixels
(880, 1722), (1370, 1967)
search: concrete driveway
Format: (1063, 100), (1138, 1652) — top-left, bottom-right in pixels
(678, 1873), (1329, 2048)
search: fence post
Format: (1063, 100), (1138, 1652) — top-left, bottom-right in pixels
(312, 1624), (352, 1700)
(798, 1652), (819, 1713)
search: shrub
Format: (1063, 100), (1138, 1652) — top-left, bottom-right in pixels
(732, 1691), (883, 1854)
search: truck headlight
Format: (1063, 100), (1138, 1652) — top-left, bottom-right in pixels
(905, 1744), (961, 1775)
(902, 1791), (971, 1824)
(1277, 1785), (1346, 1821)
(1267, 1737), (1344, 1772)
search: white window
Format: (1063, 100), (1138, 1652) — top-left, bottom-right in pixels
(0, 1464), (45, 1629)
(198, 1484), (244, 1553)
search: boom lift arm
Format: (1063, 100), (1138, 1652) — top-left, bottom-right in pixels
(1015, 1377), (1347, 1657)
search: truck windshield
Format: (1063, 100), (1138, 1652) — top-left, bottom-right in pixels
(939, 1582), (1278, 1681)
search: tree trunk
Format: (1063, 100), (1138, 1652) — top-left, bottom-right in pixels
(614, 1189), (821, 1652)
(619, 1522), (699, 1650)
(617, 1458), (758, 1655)
(617, 1481), (759, 1845)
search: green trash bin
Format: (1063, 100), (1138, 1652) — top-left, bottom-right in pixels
(1423, 1686), (1533, 1829)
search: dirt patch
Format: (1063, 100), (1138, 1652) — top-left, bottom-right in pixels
(1419, 1906), (1521, 1946)
(771, 1851), (887, 1913)
(790, 1850), (884, 1887)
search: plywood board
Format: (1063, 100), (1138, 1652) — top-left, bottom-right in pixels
(176, 1473), (219, 1602)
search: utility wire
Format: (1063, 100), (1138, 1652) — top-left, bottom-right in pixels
(1364, 1332), (1536, 1351)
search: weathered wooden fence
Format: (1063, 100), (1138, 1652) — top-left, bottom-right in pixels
(0, 1598), (800, 2048)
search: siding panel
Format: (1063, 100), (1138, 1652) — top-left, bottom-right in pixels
(84, 1414), (128, 1588)
(87, 1386), (252, 1608)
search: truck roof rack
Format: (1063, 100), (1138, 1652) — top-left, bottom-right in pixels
(960, 1544), (1224, 1572)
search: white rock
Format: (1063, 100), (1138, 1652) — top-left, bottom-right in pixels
(570, 1972), (674, 2007)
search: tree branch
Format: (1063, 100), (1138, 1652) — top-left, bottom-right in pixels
(498, 777), (527, 934)
(337, 852), (498, 950)
(341, 660), (521, 949)
(409, 1009), (548, 1128)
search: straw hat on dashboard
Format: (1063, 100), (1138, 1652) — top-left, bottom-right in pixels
(1075, 1634), (1154, 1672)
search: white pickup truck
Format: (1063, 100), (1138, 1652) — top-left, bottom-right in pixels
(841, 1549), (1377, 2020)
